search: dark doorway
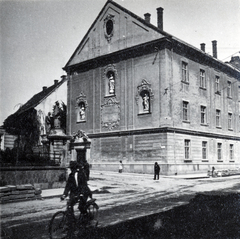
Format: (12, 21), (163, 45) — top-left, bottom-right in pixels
(76, 149), (86, 165)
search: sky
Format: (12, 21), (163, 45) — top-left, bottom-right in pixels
(1, 0), (240, 126)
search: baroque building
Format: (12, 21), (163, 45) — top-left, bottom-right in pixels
(64, 0), (240, 174)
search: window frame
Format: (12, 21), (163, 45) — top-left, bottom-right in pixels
(215, 76), (221, 95)
(200, 105), (207, 125)
(228, 112), (233, 130)
(182, 101), (189, 122)
(229, 144), (234, 161)
(227, 81), (232, 98)
(216, 109), (221, 128)
(202, 141), (208, 160)
(217, 143), (222, 161)
(184, 139), (191, 160)
(182, 61), (189, 83)
(200, 69), (206, 89)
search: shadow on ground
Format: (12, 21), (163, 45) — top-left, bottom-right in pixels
(80, 193), (240, 239)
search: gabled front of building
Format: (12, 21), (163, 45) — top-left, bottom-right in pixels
(64, 0), (240, 174)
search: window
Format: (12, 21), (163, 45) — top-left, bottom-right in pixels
(228, 113), (232, 129)
(215, 76), (220, 94)
(202, 141), (207, 160)
(184, 140), (190, 159)
(217, 143), (222, 160)
(104, 15), (114, 42)
(182, 62), (188, 83)
(239, 115), (240, 132)
(201, 106), (207, 124)
(183, 101), (189, 121)
(227, 81), (232, 98)
(200, 69), (206, 88)
(106, 19), (114, 36)
(216, 109), (221, 127)
(230, 144), (234, 160)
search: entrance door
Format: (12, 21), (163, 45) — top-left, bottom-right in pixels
(76, 149), (86, 165)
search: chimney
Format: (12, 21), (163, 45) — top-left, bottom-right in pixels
(144, 13), (151, 24)
(54, 80), (59, 85)
(43, 86), (47, 91)
(212, 40), (217, 58)
(157, 7), (164, 31)
(200, 43), (205, 52)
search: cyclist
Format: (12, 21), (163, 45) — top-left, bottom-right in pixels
(60, 160), (92, 231)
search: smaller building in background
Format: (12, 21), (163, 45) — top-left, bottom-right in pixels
(1, 76), (68, 164)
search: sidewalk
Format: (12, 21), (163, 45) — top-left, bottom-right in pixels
(41, 171), (209, 199)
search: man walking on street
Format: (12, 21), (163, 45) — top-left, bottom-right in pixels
(154, 162), (160, 180)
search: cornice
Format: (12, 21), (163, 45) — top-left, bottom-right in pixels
(64, 37), (239, 80)
(63, 37), (171, 74)
(88, 127), (240, 141)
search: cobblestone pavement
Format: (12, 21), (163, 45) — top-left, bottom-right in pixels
(1, 171), (240, 238)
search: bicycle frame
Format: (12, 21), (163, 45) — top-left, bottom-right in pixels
(49, 197), (99, 239)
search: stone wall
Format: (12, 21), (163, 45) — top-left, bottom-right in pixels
(0, 166), (66, 190)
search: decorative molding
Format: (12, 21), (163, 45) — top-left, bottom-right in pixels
(76, 92), (88, 108)
(101, 96), (120, 130)
(86, 127), (240, 141)
(104, 14), (115, 43)
(135, 79), (154, 105)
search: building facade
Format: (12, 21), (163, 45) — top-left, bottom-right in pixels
(64, 0), (240, 174)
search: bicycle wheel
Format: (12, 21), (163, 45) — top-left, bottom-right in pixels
(49, 211), (67, 239)
(87, 202), (99, 227)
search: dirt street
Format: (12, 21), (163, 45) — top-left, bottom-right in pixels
(1, 171), (240, 238)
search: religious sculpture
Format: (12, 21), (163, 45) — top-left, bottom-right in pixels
(53, 101), (61, 128)
(45, 112), (53, 134)
(142, 94), (149, 111)
(79, 103), (86, 120)
(108, 73), (115, 94)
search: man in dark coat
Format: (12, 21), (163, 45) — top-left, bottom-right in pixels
(154, 162), (160, 180)
(61, 160), (92, 232)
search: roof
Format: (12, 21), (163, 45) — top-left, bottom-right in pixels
(63, 0), (240, 78)
(16, 77), (67, 115)
(63, 0), (170, 70)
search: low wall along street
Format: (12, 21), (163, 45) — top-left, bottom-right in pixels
(0, 166), (66, 190)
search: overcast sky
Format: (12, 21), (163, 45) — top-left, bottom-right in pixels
(1, 0), (240, 126)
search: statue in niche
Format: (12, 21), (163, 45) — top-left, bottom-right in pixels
(108, 72), (115, 95)
(142, 93), (149, 111)
(79, 103), (86, 120)
(53, 101), (61, 128)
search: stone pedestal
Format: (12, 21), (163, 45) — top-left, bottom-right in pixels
(48, 128), (71, 166)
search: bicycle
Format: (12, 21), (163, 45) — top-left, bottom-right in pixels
(49, 195), (99, 239)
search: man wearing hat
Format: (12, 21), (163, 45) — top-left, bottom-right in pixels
(61, 160), (92, 232)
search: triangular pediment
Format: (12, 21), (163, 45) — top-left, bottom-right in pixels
(65, 0), (166, 69)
